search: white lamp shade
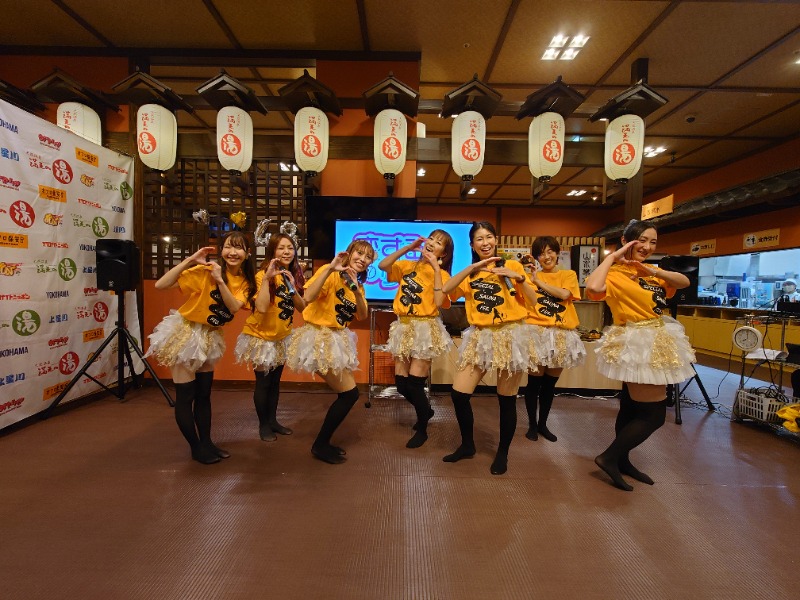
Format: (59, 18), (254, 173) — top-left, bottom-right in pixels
(136, 104), (177, 171)
(217, 106), (253, 173)
(294, 106), (329, 174)
(57, 102), (102, 145)
(528, 112), (565, 181)
(604, 114), (645, 182)
(451, 111), (485, 179)
(373, 109), (407, 176)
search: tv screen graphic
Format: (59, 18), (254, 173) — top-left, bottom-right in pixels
(334, 220), (474, 302)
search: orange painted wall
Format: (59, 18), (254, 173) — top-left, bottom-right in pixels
(0, 55), (131, 132)
(142, 281), (374, 383)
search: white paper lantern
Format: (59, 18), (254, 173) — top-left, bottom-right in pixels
(528, 112), (565, 182)
(373, 109), (407, 177)
(57, 102), (102, 145)
(217, 106), (253, 174)
(294, 106), (329, 175)
(451, 111), (485, 179)
(604, 114), (645, 182)
(136, 104), (177, 171)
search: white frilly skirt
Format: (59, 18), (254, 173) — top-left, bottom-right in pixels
(386, 316), (453, 361)
(145, 310), (225, 371)
(234, 332), (291, 372)
(595, 316), (696, 385)
(286, 323), (359, 375)
(457, 321), (538, 374)
(532, 326), (587, 370)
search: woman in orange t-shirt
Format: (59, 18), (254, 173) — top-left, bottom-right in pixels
(586, 220), (695, 491)
(147, 231), (256, 465)
(286, 239), (376, 465)
(521, 236), (586, 443)
(378, 230), (454, 449)
(235, 233), (306, 442)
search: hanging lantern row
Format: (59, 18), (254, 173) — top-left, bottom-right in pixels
(293, 106), (329, 176)
(216, 106), (253, 175)
(373, 108), (407, 180)
(56, 102), (102, 146)
(136, 104), (177, 171)
(604, 114), (645, 183)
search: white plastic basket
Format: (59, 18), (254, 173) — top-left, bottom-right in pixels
(733, 389), (788, 424)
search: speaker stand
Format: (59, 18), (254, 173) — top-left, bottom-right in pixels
(44, 291), (173, 416)
(667, 302), (715, 424)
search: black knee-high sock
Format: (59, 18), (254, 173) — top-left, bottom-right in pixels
(443, 390), (475, 462)
(194, 371), (229, 458)
(405, 375), (431, 448)
(614, 384), (636, 435)
(394, 374), (414, 407)
(314, 387), (360, 449)
(491, 394), (517, 475)
(596, 399), (667, 490)
(537, 374), (559, 442)
(524, 376), (542, 439)
(174, 381), (217, 464)
(253, 370), (275, 440)
(266, 365), (291, 434)
(174, 382), (200, 447)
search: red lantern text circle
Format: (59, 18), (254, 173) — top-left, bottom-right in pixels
(542, 140), (562, 163)
(138, 132), (157, 154)
(301, 135), (321, 157)
(220, 133), (241, 156)
(382, 137), (402, 159)
(461, 139), (481, 161)
(613, 143), (635, 165)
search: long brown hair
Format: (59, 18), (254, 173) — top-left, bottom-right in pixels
(260, 233), (306, 297)
(341, 239), (376, 284)
(218, 230), (256, 310)
(426, 229), (454, 274)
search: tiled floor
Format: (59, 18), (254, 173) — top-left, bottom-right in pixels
(1, 361), (798, 599)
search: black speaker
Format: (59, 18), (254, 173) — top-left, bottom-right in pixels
(96, 239), (140, 291)
(659, 255), (699, 305)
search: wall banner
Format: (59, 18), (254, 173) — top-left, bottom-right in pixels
(0, 99), (139, 430)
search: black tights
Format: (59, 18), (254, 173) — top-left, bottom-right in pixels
(311, 387), (360, 463)
(254, 365), (290, 439)
(173, 374), (221, 464)
(596, 386), (667, 490)
(524, 374), (559, 441)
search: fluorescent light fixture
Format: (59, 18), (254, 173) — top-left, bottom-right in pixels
(549, 34), (568, 48)
(572, 135), (582, 142)
(560, 48), (579, 60)
(279, 162), (290, 171)
(542, 48), (560, 60)
(468, 187), (477, 195)
(221, 197), (230, 202)
(417, 168), (426, 177)
(644, 146), (668, 158)
(569, 35), (590, 48)
(567, 190), (586, 196)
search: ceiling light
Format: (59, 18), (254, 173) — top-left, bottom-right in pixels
(549, 35), (568, 48)
(569, 35), (590, 48)
(417, 168), (426, 177)
(221, 197), (230, 202)
(468, 187), (477, 195)
(162, 236), (171, 243)
(279, 162), (290, 171)
(560, 49), (579, 60)
(542, 48), (560, 61)
(572, 135), (582, 142)
(566, 190), (586, 196)
(644, 146), (668, 158)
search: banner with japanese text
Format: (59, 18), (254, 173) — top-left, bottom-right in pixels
(0, 99), (139, 430)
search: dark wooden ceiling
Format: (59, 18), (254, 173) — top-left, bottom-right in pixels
(5, 0), (800, 208)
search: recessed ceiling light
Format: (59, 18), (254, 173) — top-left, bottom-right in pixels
(560, 49), (579, 60)
(569, 35), (590, 48)
(279, 163), (290, 171)
(566, 190), (586, 196)
(221, 197), (230, 202)
(417, 168), (426, 177)
(162, 236), (171, 243)
(542, 48), (560, 61)
(644, 146), (668, 158)
(468, 187), (477, 195)
(549, 34), (568, 48)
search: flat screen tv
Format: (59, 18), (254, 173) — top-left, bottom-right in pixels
(334, 219), (474, 303)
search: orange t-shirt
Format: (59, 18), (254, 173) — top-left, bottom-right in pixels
(586, 264), (676, 324)
(301, 265), (361, 330)
(177, 265), (249, 327)
(525, 269), (581, 329)
(449, 259), (528, 327)
(240, 271), (297, 341)
(388, 260), (451, 317)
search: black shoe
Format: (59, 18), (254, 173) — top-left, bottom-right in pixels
(269, 421), (293, 435)
(259, 423), (277, 442)
(311, 444), (346, 464)
(191, 445), (221, 465)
